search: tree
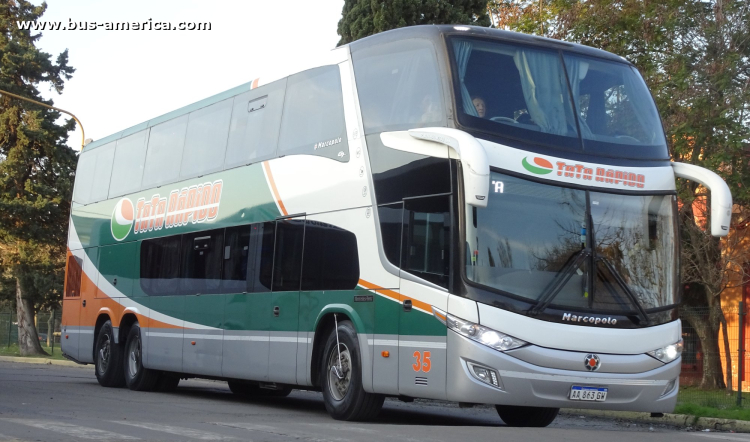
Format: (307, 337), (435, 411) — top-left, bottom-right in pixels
(0, 1), (77, 356)
(490, 0), (750, 389)
(338, 0), (491, 45)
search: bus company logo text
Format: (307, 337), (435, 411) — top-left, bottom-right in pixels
(313, 137), (342, 151)
(110, 180), (223, 241)
(522, 156), (646, 188)
(562, 312), (617, 325)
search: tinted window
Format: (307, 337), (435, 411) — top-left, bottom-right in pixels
(222, 225), (251, 293)
(109, 130), (148, 198)
(224, 79), (286, 169)
(352, 38), (445, 134)
(378, 203), (403, 268)
(402, 195), (451, 288)
(142, 115), (188, 189)
(73, 142), (115, 204)
(64, 255), (83, 298)
(180, 99), (233, 179)
(302, 221), (359, 291)
(254, 222), (276, 292)
(180, 229), (223, 295)
(278, 66), (348, 162)
(141, 236), (181, 296)
(272, 219), (304, 291)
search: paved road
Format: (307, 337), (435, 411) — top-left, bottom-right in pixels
(0, 360), (742, 442)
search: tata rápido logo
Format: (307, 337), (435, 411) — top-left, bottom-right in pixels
(109, 180), (224, 241)
(111, 198), (135, 241)
(521, 157), (554, 175)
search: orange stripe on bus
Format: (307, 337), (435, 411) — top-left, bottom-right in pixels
(357, 279), (433, 313)
(263, 161), (288, 216)
(251, 78), (260, 89)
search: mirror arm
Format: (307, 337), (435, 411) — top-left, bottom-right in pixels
(671, 162), (733, 237)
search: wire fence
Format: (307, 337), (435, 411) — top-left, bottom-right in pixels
(0, 309), (61, 352)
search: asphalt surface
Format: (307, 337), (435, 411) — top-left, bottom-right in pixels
(0, 360), (743, 442)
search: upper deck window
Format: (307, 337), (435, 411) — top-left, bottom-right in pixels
(448, 36), (668, 159)
(352, 38), (445, 134)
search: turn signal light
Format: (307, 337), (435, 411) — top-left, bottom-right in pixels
(381, 351), (390, 358)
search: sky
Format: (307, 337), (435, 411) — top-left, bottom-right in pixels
(31, 0), (344, 151)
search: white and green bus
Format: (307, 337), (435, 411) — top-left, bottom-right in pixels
(61, 25), (732, 426)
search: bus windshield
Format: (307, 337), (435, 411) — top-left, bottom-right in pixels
(450, 36), (668, 159)
(465, 172), (678, 315)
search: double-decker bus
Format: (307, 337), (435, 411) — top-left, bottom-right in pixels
(61, 25), (732, 427)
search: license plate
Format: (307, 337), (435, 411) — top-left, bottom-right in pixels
(570, 386), (607, 401)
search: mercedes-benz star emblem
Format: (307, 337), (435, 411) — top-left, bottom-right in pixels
(584, 354), (601, 372)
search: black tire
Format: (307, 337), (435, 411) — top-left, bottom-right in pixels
(320, 320), (384, 421)
(228, 381), (291, 397)
(155, 372), (181, 392)
(495, 405), (559, 427)
(123, 323), (159, 391)
(94, 320), (125, 388)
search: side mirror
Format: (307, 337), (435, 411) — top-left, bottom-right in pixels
(671, 162), (733, 237)
(407, 128), (490, 208)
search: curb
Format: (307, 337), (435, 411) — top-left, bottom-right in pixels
(561, 408), (750, 433)
(0, 355), (88, 368)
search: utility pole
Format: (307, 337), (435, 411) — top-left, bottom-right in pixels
(0, 89), (86, 151)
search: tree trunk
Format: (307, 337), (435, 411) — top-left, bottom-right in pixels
(15, 279), (47, 356)
(683, 305), (726, 389)
(46, 308), (54, 347)
(720, 310), (733, 391)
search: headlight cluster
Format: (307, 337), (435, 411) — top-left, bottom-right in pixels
(440, 310), (527, 352)
(647, 339), (683, 363)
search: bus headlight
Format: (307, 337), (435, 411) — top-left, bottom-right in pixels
(446, 313), (527, 352)
(647, 339), (683, 363)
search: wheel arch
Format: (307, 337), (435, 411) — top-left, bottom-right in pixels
(310, 304), (365, 388)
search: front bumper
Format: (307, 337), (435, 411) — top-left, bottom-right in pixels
(446, 330), (679, 413)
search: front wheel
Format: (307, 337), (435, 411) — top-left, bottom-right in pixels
(495, 405), (559, 427)
(320, 320), (383, 421)
(94, 320), (125, 387)
(123, 323), (159, 391)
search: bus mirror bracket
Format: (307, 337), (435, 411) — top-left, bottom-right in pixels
(671, 162), (733, 237)
(408, 128), (489, 208)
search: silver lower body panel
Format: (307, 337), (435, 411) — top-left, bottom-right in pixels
(446, 331), (679, 413)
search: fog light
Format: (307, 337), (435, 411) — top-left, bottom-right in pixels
(661, 378), (677, 397)
(467, 361), (502, 389)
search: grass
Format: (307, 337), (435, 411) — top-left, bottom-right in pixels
(0, 343), (66, 360)
(676, 386), (750, 421)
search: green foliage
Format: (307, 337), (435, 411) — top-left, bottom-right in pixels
(0, 0), (77, 310)
(338, 0), (491, 45)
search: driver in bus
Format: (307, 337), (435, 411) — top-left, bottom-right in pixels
(472, 96), (487, 118)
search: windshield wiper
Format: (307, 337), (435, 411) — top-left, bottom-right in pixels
(528, 248), (591, 316)
(597, 257), (650, 325)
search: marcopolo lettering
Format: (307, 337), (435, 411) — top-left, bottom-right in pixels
(134, 179), (223, 234)
(555, 161), (645, 189)
(562, 312), (617, 326)
(313, 137), (342, 150)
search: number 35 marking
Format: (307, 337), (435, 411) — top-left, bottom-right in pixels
(412, 351), (431, 372)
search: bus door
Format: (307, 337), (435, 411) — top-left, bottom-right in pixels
(61, 249), (85, 361)
(268, 216), (305, 384)
(398, 195), (451, 400)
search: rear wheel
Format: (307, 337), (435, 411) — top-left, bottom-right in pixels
(495, 405), (559, 427)
(123, 323), (159, 391)
(94, 320), (125, 388)
(320, 320), (383, 421)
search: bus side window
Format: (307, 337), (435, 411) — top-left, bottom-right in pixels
(140, 236), (181, 296)
(253, 222), (276, 293)
(271, 219), (304, 292)
(180, 98), (233, 180)
(108, 130), (148, 199)
(180, 229), (223, 295)
(222, 225), (252, 293)
(301, 221), (360, 291)
(64, 255), (83, 298)
(401, 195), (451, 289)
(141, 115), (188, 190)
(377, 203), (404, 268)
(278, 66), (348, 162)
(72, 141), (115, 205)
(224, 79), (286, 170)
